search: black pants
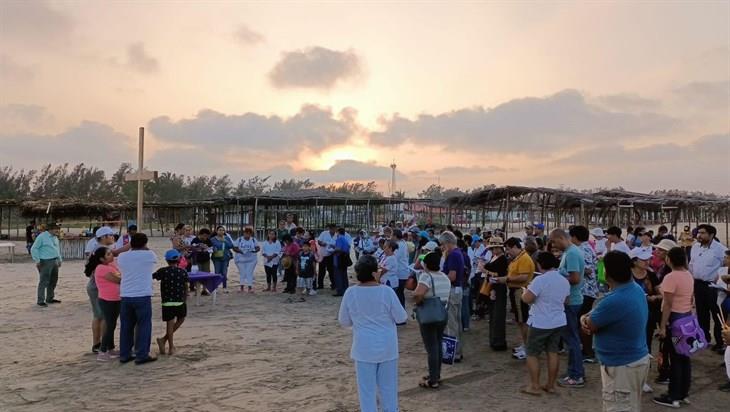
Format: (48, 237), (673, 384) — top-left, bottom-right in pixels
(488, 283), (507, 350)
(98, 298), (120, 353)
(646, 306), (661, 352)
(265, 265), (278, 286)
(283, 267), (297, 293)
(694, 279), (722, 347)
(419, 321), (446, 384)
(657, 334), (671, 381)
(317, 255), (334, 290)
(395, 279), (406, 308)
(579, 296), (596, 357)
(667, 317), (691, 400)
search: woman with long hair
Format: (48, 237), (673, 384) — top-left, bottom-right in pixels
(85, 247), (122, 361)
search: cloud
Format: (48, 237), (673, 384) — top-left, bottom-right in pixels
(149, 104), (357, 152)
(299, 159), (406, 184)
(0, 104), (54, 131)
(0, 121), (133, 167)
(371, 89), (679, 152)
(0, 0), (73, 48)
(127, 43), (159, 74)
(673, 81), (730, 110)
(269, 46), (361, 89)
(594, 93), (661, 112)
(234, 24), (264, 45)
(539, 133), (730, 193)
(0, 55), (35, 82)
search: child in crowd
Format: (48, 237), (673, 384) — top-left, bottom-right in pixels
(297, 242), (317, 296)
(375, 238), (386, 262)
(154, 250), (189, 355)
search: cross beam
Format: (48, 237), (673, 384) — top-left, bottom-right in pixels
(124, 127), (157, 231)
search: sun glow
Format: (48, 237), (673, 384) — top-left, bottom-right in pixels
(305, 145), (379, 171)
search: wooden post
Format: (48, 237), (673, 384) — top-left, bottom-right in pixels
(124, 127), (157, 232)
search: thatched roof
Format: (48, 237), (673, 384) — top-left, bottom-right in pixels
(447, 186), (730, 212)
(17, 198), (131, 217)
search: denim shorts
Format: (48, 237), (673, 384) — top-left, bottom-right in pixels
(86, 278), (104, 320)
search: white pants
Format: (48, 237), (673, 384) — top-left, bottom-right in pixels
(355, 359), (399, 412)
(236, 260), (257, 287)
(725, 346), (730, 380)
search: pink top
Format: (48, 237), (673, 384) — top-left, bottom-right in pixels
(661, 270), (694, 313)
(95, 261), (121, 301)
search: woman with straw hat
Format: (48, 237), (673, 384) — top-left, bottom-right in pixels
(483, 236), (509, 351)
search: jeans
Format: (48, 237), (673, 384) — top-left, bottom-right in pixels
(264, 265), (278, 287)
(212, 258), (230, 288)
(317, 255), (334, 290)
(98, 298), (120, 352)
(395, 279), (406, 308)
(354, 359), (399, 412)
(419, 321), (446, 384)
(668, 312), (692, 401)
(37, 259), (59, 304)
(461, 287), (470, 330)
(334, 264), (349, 295)
(694, 279), (722, 347)
(120, 296), (152, 361)
(562, 304), (584, 379)
(488, 283), (507, 350)
(445, 287), (463, 357)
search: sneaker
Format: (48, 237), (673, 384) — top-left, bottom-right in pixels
(655, 377), (670, 385)
(643, 383), (654, 393)
(652, 394), (679, 408)
(308, 289), (317, 296)
(583, 357), (597, 364)
(108, 350), (120, 359)
(557, 376), (585, 388)
(96, 352), (111, 362)
(92, 343), (101, 354)
(37, 302), (48, 307)
(679, 397), (690, 405)
(301, 290), (307, 295)
(512, 349), (527, 360)
(512, 344), (525, 353)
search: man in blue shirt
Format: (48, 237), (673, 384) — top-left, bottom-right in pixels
(333, 227), (352, 296)
(582, 251), (649, 412)
(30, 223), (62, 307)
(550, 229), (586, 388)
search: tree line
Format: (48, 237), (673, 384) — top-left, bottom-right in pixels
(0, 163), (384, 202)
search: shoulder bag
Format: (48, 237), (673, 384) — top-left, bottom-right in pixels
(414, 273), (448, 325)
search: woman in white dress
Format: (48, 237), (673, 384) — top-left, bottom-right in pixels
(234, 227), (260, 293)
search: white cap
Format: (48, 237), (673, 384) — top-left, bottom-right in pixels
(95, 226), (115, 238)
(423, 241), (439, 251)
(590, 228), (606, 238)
(630, 247), (653, 260)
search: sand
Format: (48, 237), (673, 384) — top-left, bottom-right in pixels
(0, 237), (726, 412)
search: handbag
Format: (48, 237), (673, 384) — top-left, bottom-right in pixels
(414, 273), (448, 325)
(479, 276), (492, 296)
(670, 314), (707, 357)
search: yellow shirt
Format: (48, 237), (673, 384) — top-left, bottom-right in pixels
(508, 250), (535, 288)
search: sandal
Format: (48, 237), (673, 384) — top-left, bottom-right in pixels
(422, 376), (442, 383)
(419, 380), (439, 389)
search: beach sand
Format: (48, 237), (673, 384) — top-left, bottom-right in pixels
(0, 237), (726, 412)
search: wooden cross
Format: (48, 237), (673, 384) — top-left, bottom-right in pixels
(124, 127), (157, 231)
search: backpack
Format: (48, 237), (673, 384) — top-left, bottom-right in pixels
(670, 315), (707, 357)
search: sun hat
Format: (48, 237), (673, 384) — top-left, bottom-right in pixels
(422, 241), (439, 252)
(95, 226), (115, 238)
(630, 247), (653, 260)
(164, 249), (181, 261)
(487, 236), (505, 249)
(654, 239), (678, 251)
(590, 228), (606, 238)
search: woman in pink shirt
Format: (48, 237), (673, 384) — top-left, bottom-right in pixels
(88, 247), (122, 362)
(655, 247), (695, 407)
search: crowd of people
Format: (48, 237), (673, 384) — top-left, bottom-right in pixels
(27, 216), (730, 411)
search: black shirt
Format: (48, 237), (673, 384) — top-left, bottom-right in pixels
(153, 266), (189, 304)
(26, 225), (34, 243)
(191, 237), (212, 262)
(299, 252), (316, 278)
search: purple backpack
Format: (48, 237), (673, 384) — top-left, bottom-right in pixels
(670, 315), (707, 357)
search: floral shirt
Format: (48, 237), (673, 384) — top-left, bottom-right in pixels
(579, 241), (599, 298)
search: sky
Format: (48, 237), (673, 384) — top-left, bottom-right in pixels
(1, 0), (729, 195)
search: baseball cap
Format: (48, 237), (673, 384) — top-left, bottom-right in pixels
(590, 228), (606, 238)
(95, 226), (115, 238)
(654, 239), (678, 251)
(471, 235), (482, 246)
(630, 247), (653, 260)
(422, 241), (439, 252)
(534, 223), (545, 230)
(164, 249), (181, 261)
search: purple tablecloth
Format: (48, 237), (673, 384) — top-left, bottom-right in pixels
(188, 272), (223, 293)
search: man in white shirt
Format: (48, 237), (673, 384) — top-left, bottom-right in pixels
(114, 224), (138, 250)
(317, 224), (338, 290)
(391, 229), (410, 309)
(689, 224), (728, 351)
(117, 233), (158, 364)
(606, 227), (631, 255)
(284, 213), (298, 233)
